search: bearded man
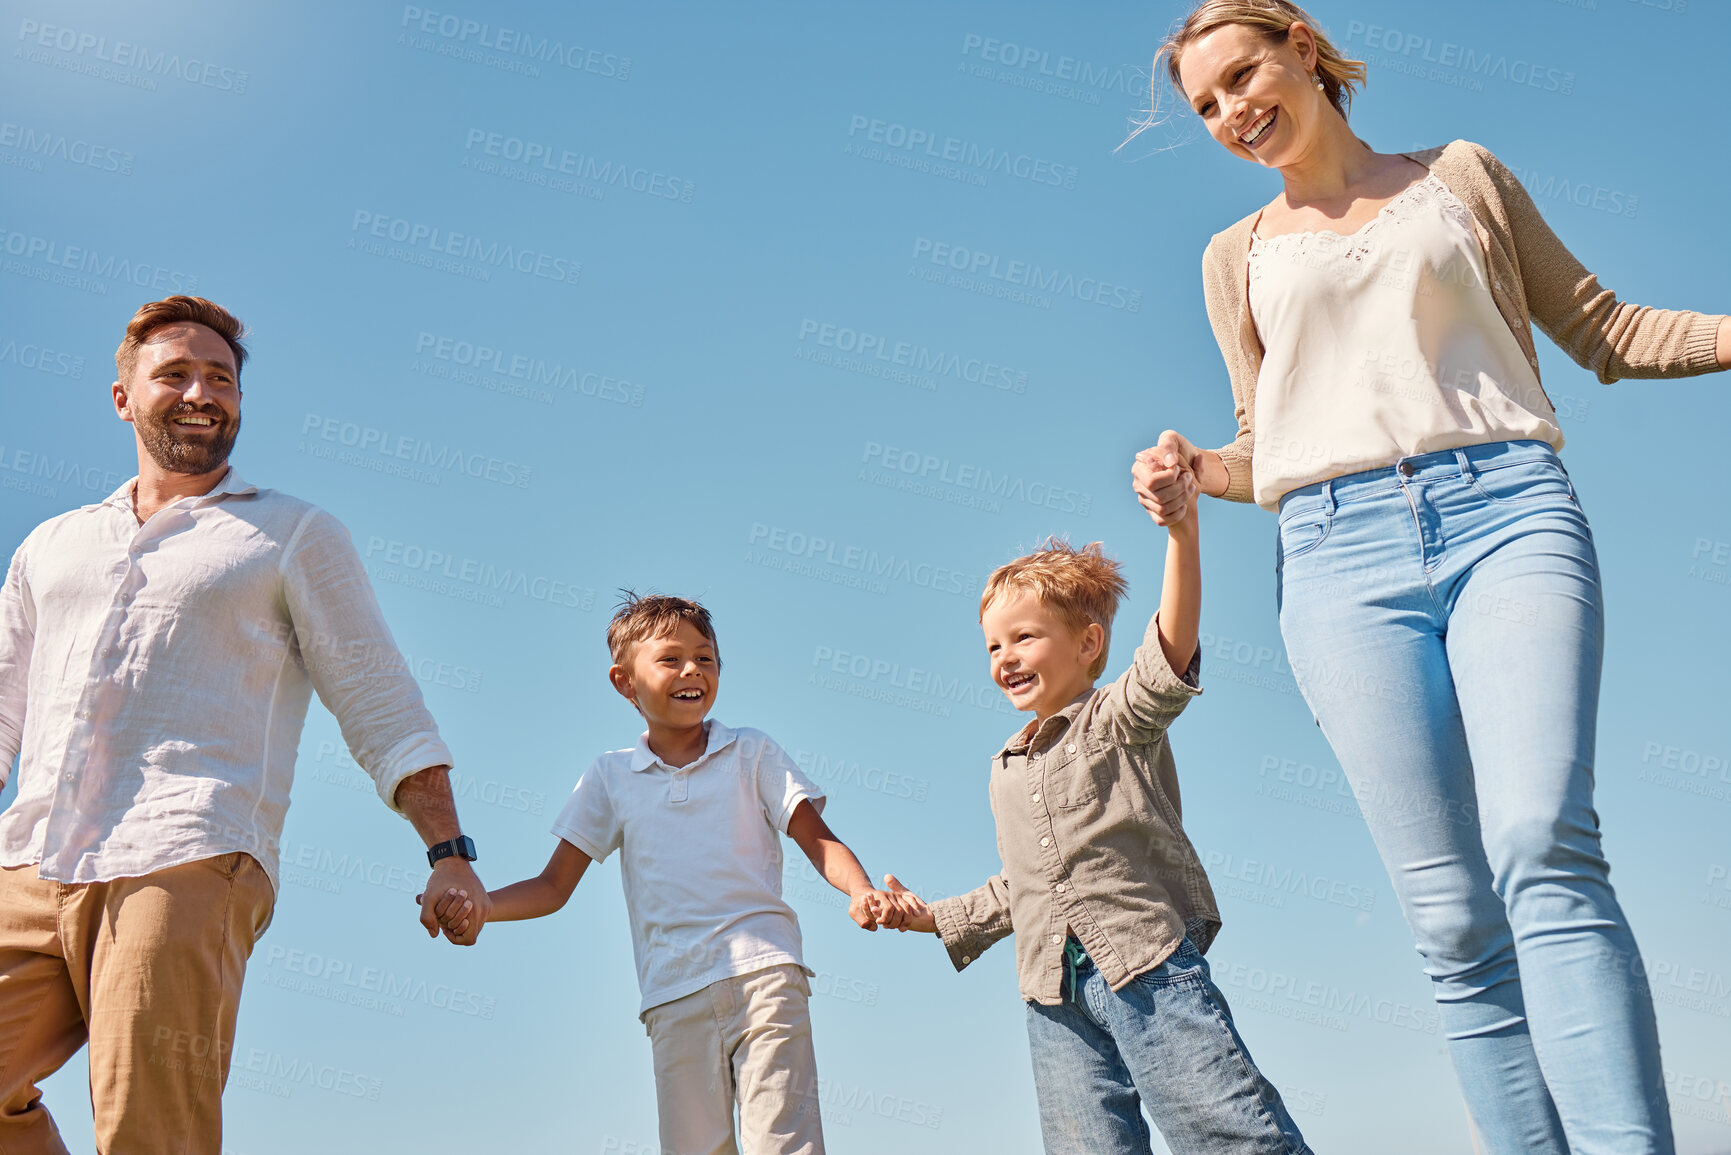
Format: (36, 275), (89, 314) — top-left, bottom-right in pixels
(0, 296), (493, 1153)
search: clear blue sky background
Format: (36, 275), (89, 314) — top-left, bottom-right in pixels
(3, 1), (1729, 1152)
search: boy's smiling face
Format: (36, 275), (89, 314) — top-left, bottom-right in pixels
(611, 619), (719, 729)
(981, 591), (1104, 723)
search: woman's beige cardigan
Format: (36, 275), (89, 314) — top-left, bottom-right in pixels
(1201, 139), (1725, 503)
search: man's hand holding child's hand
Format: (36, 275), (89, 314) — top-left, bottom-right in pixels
(414, 885), (475, 943)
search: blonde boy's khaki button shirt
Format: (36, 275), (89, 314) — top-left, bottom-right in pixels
(930, 613), (1220, 1006)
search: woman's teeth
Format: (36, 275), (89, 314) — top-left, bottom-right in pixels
(1241, 109), (1277, 146)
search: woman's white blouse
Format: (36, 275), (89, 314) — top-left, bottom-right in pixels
(1247, 172), (1562, 509)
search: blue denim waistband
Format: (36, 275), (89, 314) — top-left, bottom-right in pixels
(1277, 440), (1561, 516)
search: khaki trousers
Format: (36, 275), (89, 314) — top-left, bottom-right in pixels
(0, 853), (274, 1155)
(642, 964), (825, 1155)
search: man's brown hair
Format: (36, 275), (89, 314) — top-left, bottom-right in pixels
(979, 539), (1129, 680)
(607, 591), (721, 669)
(115, 296), (249, 385)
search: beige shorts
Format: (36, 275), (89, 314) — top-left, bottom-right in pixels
(641, 963), (825, 1155)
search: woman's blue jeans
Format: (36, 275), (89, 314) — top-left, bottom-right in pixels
(1275, 440), (1671, 1155)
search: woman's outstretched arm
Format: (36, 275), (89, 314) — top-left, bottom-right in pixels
(1477, 145), (1727, 382)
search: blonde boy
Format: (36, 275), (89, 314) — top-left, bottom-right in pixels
(429, 594), (898, 1155)
(886, 449), (1313, 1154)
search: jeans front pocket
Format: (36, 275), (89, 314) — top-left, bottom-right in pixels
(1467, 459), (1576, 506)
(1132, 937), (1206, 989)
(1275, 498), (1332, 571)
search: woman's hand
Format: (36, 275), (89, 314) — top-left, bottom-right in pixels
(1133, 431), (1203, 526)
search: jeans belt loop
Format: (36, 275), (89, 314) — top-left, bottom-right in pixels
(1321, 478), (1336, 517)
(1455, 447), (1475, 481)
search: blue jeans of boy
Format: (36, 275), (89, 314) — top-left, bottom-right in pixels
(1025, 937), (1311, 1155)
(1276, 441), (1671, 1155)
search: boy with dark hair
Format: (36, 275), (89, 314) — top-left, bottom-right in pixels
(429, 593), (896, 1155)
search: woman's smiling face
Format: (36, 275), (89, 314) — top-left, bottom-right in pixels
(1178, 21), (1325, 170)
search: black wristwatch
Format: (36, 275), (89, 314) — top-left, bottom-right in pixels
(427, 835), (478, 868)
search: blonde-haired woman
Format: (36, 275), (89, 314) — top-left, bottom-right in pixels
(1134, 3), (1731, 1152)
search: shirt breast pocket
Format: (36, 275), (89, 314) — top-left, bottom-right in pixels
(1046, 746), (1098, 811)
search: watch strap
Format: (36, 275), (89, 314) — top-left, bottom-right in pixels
(426, 835), (477, 868)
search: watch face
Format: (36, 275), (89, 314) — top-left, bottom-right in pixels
(427, 837), (477, 867)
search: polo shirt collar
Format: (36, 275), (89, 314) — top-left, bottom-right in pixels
(102, 467), (259, 512)
(629, 719), (740, 772)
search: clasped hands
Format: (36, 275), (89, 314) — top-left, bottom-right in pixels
(415, 858), (490, 945)
(1132, 429), (1204, 526)
(415, 873), (936, 940)
(851, 875), (937, 934)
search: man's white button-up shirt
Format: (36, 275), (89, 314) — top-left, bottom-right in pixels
(0, 469), (452, 890)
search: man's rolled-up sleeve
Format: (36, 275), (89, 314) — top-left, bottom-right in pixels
(280, 509), (452, 813)
(931, 874), (1014, 973)
(0, 542), (35, 786)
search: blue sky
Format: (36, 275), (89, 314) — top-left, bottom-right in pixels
(3, 1), (1729, 1152)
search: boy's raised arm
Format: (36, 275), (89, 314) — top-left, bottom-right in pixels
(1089, 444), (1205, 743)
(787, 800), (901, 930)
(1148, 457), (1202, 684)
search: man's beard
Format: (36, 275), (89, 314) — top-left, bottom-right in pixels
(134, 402), (241, 475)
